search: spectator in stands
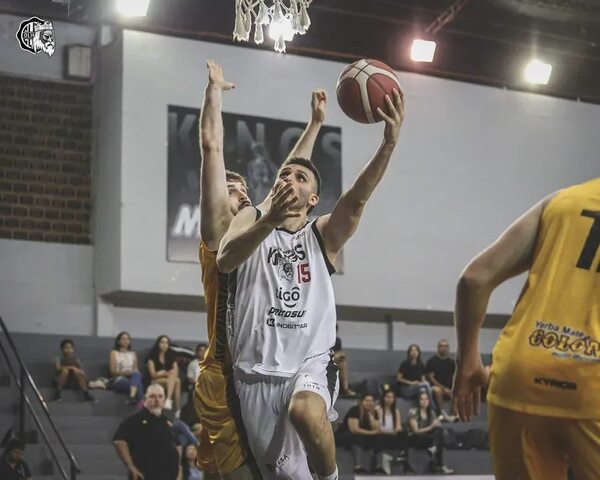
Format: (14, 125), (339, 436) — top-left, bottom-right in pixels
(336, 393), (380, 473)
(407, 391), (454, 474)
(396, 344), (434, 409)
(374, 389), (409, 474)
(181, 443), (203, 480)
(333, 325), (357, 397)
(146, 335), (181, 412)
(109, 331), (144, 405)
(186, 343), (207, 391)
(52, 338), (95, 403)
(172, 418), (199, 448)
(374, 389), (408, 450)
(0, 438), (31, 480)
(426, 339), (456, 415)
(113, 384), (182, 480)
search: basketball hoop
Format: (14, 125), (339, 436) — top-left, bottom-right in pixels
(233, 0), (313, 53)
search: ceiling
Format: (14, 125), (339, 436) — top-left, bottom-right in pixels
(2, 0), (600, 103)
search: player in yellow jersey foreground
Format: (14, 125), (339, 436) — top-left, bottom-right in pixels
(453, 177), (600, 479)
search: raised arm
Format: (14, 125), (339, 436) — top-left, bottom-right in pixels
(284, 89), (326, 162)
(199, 60), (236, 251)
(217, 182), (300, 273)
(317, 90), (405, 263)
(452, 194), (554, 421)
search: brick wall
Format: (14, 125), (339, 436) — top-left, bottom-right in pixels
(0, 74), (92, 244)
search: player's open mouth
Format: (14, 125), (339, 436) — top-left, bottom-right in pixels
(240, 201), (251, 208)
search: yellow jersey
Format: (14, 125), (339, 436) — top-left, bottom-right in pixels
(199, 242), (231, 368)
(488, 177), (600, 419)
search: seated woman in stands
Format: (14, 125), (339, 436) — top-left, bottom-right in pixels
(146, 335), (181, 412)
(407, 391), (454, 474)
(181, 443), (203, 480)
(109, 331), (144, 405)
(374, 389), (409, 473)
(396, 344), (436, 410)
(335, 393), (380, 473)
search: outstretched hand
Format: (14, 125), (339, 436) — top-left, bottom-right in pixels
(376, 89), (405, 144)
(451, 354), (489, 422)
(206, 60), (235, 91)
(311, 89), (327, 124)
(265, 181), (301, 227)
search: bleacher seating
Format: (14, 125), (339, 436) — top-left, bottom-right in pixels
(0, 333), (493, 478)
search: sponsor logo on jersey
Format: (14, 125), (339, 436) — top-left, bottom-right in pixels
(278, 258), (294, 282)
(266, 306), (308, 329)
(276, 286), (301, 308)
(534, 377), (577, 391)
(266, 318), (308, 329)
(528, 328), (600, 359)
(267, 244), (306, 265)
(226, 308), (235, 338)
(268, 245), (307, 282)
(267, 307), (306, 318)
(266, 454), (290, 472)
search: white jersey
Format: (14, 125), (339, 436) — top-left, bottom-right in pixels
(227, 211), (337, 377)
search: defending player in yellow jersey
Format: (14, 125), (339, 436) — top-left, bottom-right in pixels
(452, 177), (600, 479)
(194, 60), (327, 479)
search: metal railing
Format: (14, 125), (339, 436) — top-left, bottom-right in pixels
(0, 316), (80, 479)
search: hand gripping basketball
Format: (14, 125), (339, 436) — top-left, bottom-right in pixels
(377, 89), (405, 144)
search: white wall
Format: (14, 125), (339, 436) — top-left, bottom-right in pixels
(337, 320), (500, 353)
(2, 20), (598, 350)
(0, 239), (95, 335)
(0, 15), (98, 335)
(119, 29), (600, 314)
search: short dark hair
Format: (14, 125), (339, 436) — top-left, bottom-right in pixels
(60, 339), (74, 350)
(225, 170), (247, 189)
(195, 343), (207, 352)
(281, 157), (322, 196)
(4, 438), (25, 454)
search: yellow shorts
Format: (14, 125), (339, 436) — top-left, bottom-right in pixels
(194, 362), (249, 476)
(488, 402), (600, 480)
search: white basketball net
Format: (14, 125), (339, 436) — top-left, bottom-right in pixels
(233, 0), (313, 53)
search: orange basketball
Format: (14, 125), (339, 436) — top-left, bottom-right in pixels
(336, 59), (402, 124)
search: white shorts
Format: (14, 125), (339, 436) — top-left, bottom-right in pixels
(234, 353), (339, 480)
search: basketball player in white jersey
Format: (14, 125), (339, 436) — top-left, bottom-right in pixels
(217, 89), (405, 479)
(197, 59), (330, 480)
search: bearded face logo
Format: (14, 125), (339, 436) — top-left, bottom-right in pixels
(16, 17), (56, 57)
(278, 258), (294, 283)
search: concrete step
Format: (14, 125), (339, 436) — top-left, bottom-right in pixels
(446, 449), (492, 474)
(0, 412), (124, 433)
(338, 446), (492, 476)
(53, 414), (124, 431)
(18, 444), (124, 475)
(0, 386), (137, 416)
(60, 427), (115, 444)
(35, 477), (124, 480)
